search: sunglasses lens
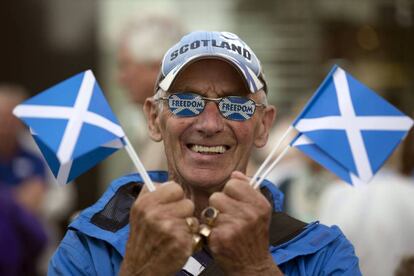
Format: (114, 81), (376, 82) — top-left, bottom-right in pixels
(168, 93), (205, 117)
(219, 97), (256, 121)
(166, 93), (256, 121)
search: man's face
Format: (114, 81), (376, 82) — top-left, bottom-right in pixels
(0, 94), (23, 151)
(117, 45), (160, 105)
(152, 59), (274, 192)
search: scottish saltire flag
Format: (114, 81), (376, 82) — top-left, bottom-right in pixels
(292, 65), (413, 184)
(291, 134), (365, 186)
(13, 70), (125, 184)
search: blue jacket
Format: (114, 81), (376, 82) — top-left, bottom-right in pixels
(49, 172), (361, 275)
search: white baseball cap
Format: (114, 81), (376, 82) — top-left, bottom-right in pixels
(156, 31), (267, 94)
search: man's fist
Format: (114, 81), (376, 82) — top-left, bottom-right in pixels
(208, 171), (282, 276)
(120, 182), (196, 276)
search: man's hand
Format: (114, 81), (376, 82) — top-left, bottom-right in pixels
(208, 171), (283, 276)
(119, 182), (196, 276)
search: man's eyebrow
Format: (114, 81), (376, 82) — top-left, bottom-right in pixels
(171, 86), (249, 97)
(173, 85), (195, 92)
(168, 84), (198, 93)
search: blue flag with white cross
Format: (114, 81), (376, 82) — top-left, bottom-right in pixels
(13, 70), (125, 184)
(292, 65), (413, 185)
(291, 134), (365, 186)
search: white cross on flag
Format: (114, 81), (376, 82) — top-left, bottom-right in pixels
(291, 133), (366, 186)
(291, 65), (413, 185)
(13, 70), (126, 184)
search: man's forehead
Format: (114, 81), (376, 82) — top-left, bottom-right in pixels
(170, 58), (250, 95)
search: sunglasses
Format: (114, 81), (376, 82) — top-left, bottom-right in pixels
(156, 92), (266, 121)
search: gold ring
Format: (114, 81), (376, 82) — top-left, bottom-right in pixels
(192, 234), (202, 252)
(201, 206), (220, 226)
(185, 217), (198, 233)
(198, 224), (212, 239)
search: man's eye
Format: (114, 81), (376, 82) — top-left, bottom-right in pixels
(218, 97), (256, 121)
(167, 94), (205, 117)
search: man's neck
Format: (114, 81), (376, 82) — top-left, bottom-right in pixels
(183, 184), (224, 219)
(167, 170), (227, 218)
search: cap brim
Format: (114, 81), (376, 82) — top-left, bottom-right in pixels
(158, 53), (264, 93)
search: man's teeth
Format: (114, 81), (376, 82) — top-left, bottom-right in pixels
(191, 145), (226, 154)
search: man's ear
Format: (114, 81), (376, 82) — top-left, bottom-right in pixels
(143, 98), (162, 142)
(254, 105), (276, 148)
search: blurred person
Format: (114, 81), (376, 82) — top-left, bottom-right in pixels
(395, 256), (414, 276)
(318, 127), (414, 276)
(116, 13), (183, 171)
(49, 31), (360, 275)
(258, 104), (336, 222)
(0, 85), (47, 212)
(0, 84), (48, 275)
(280, 159), (335, 222)
(400, 114), (414, 179)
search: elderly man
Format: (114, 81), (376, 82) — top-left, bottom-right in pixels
(49, 31), (361, 275)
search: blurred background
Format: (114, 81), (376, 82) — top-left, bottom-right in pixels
(1, 0), (413, 275)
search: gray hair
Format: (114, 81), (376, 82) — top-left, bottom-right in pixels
(255, 89), (269, 106)
(153, 88), (167, 112)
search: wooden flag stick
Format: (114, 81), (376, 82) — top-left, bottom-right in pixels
(124, 136), (156, 192)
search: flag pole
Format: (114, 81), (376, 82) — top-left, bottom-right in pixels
(253, 145), (291, 189)
(250, 126), (294, 186)
(124, 136), (156, 192)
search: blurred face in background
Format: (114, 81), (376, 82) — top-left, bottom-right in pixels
(117, 44), (160, 105)
(0, 92), (24, 154)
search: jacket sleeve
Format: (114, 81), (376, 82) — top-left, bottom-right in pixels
(48, 230), (97, 276)
(48, 229), (123, 276)
(321, 233), (362, 276)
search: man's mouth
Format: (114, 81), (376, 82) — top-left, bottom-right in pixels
(188, 144), (229, 154)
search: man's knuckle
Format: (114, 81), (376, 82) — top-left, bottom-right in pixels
(223, 179), (239, 193)
(159, 219), (175, 234)
(183, 199), (195, 213)
(257, 200), (272, 218)
(169, 183), (184, 196)
(209, 192), (224, 205)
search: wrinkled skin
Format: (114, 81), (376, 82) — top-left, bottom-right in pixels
(120, 59), (282, 275)
(121, 182), (197, 275)
(208, 171), (278, 275)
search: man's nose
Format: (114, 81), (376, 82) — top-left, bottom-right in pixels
(194, 102), (225, 135)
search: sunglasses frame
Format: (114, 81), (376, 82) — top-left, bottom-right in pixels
(156, 92), (266, 121)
